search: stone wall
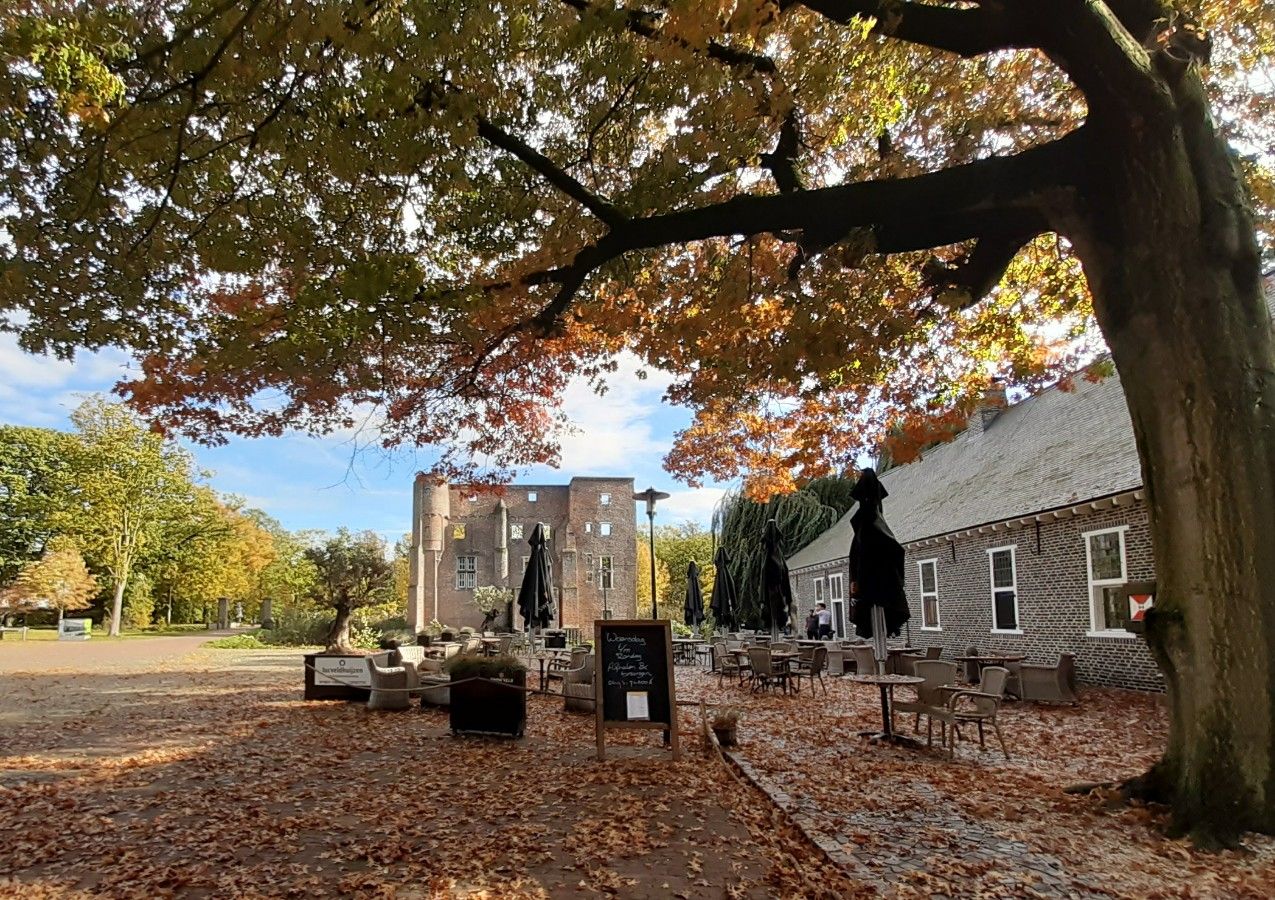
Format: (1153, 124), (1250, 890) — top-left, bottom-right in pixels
(790, 500), (1163, 691)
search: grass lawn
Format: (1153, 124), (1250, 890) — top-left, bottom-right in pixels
(6, 625), (215, 642)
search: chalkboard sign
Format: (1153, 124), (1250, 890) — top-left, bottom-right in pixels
(594, 619), (679, 760)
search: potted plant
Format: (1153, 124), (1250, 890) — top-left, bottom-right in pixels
(446, 654), (528, 737)
(711, 707), (740, 747)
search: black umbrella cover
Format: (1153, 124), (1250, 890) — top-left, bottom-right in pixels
(684, 561), (705, 627)
(516, 523), (556, 629)
(761, 519), (794, 632)
(709, 545), (738, 630)
(849, 468), (911, 639)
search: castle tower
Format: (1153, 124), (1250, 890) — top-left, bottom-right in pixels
(408, 474), (450, 631)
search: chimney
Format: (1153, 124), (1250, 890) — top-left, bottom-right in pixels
(968, 378), (1007, 435)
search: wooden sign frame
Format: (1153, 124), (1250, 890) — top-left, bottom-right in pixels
(594, 619), (679, 761)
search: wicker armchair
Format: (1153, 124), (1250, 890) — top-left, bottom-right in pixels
(364, 657), (411, 711)
(893, 660), (958, 744)
(932, 666), (1011, 759)
(563, 655), (595, 713)
(718, 645), (747, 687)
(1014, 653), (1079, 704)
(850, 645), (880, 676)
(545, 646), (589, 693)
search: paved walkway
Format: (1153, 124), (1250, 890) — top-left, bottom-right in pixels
(0, 631), (229, 674)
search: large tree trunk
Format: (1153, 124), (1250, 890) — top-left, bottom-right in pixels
(108, 578), (126, 637)
(326, 599), (354, 653)
(1074, 68), (1275, 844)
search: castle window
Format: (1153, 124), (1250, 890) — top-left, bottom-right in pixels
(584, 522), (592, 533)
(599, 556), (614, 590)
(600, 522), (612, 537)
(456, 556), (476, 590)
(528, 491), (538, 502)
(600, 493), (611, 505)
(585, 553), (594, 583)
(452, 524), (466, 540)
(510, 523), (523, 540)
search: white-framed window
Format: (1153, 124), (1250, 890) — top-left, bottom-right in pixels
(541, 524), (551, 541)
(520, 555), (529, 575)
(826, 573), (846, 638)
(452, 524), (466, 540)
(600, 522), (612, 537)
(813, 578), (826, 605)
(510, 523), (523, 540)
(585, 553), (594, 583)
(918, 559), (940, 630)
(1085, 526), (1131, 635)
(467, 494), (477, 503)
(456, 556), (477, 590)
(584, 522), (592, 533)
(987, 546), (1020, 633)
(528, 491), (538, 502)
(827, 573), (844, 603)
(599, 556), (614, 590)
(600, 493), (611, 506)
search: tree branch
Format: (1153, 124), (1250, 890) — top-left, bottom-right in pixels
(923, 231), (1038, 309)
(786, 0), (1029, 58)
(561, 0), (778, 73)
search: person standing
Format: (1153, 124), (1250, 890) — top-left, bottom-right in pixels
(805, 608), (819, 639)
(816, 602), (833, 639)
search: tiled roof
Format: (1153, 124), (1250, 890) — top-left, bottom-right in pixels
(787, 275), (1275, 571)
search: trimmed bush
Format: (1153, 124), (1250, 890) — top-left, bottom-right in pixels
(207, 633), (267, 649)
(444, 654), (527, 680)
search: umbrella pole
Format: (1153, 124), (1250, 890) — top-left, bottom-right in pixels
(871, 606), (888, 676)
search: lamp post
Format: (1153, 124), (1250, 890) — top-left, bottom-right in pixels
(633, 487), (670, 620)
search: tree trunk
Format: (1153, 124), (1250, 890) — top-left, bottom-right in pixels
(326, 600), (354, 652)
(1073, 69), (1275, 844)
(109, 578), (126, 637)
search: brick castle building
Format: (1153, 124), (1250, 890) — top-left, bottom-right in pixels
(406, 475), (637, 631)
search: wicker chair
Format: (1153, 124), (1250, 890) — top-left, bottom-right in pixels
(719, 645), (747, 687)
(1014, 653), (1079, 704)
(925, 646), (943, 660)
(850, 644), (880, 676)
(769, 640), (795, 654)
(563, 655), (595, 713)
(893, 659), (958, 744)
(545, 646), (589, 693)
(932, 666), (1011, 759)
(747, 647), (790, 693)
(364, 657), (411, 711)
(789, 645), (828, 696)
(894, 652), (925, 677)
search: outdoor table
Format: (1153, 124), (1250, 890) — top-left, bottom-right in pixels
(479, 636), (503, 656)
(886, 646), (920, 675)
(955, 654), (1026, 683)
(848, 674), (925, 745)
(534, 648), (573, 691)
(672, 638), (704, 665)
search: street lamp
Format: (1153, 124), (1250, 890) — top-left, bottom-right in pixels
(633, 487), (670, 620)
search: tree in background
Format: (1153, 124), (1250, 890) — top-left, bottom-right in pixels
(390, 534), (412, 612)
(713, 477), (856, 627)
(305, 529), (393, 652)
(634, 537), (670, 620)
(653, 524), (715, 622)
(0, 426), (77, 584)
(61, 397), (196, 636)
(248, 512), (321, 623)
(1, 535), (96, 622)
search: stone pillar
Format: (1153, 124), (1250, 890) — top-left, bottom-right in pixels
(495, 499), (509, 585)
(260, 597), (274, 629)
(560, 530), (579, 629)
(216, 597), (230, 630)
(409, 474), (449, 631)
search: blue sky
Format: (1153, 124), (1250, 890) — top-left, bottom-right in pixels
(0, 334), (727, 541)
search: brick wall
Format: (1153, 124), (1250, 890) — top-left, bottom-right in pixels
(790, 500), (1164, 691)
(432, 478), (636, 629)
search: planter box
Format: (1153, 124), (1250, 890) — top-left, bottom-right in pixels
(449, 670), (526, 737)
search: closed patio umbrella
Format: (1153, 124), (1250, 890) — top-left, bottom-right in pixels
(684, 561), (705, 627)
(760, 519), (794, 638)
(849, 468), (911, 674)
(517, 523), (556, 631)
(709, 545), (738, 631)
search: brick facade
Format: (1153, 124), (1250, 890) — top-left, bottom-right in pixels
(791, 498), (1164, 691)
(408, 476), (637, 631)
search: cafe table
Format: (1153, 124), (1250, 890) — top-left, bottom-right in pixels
(848, 673), (925, 745)
(954, 653), (1026, 683)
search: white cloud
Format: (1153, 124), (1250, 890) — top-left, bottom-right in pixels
(554, 353), (675, 474)
(658, 487), (728, 528)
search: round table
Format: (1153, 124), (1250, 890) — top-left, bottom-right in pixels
(955, 654), (1025, 681)
(848, 674), (924, 745)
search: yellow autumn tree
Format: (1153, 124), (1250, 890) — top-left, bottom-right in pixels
(634, 537), (670, 621)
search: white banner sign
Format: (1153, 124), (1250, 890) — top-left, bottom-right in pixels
(313, 656), (371, 687)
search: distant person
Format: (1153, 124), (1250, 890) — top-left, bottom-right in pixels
(805, 608), (819, 640)
(816, 602), (833, 639)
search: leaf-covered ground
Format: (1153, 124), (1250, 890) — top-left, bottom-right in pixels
(0, 648), (867, 898)
(676, 669), (1275, 898)
(2, 647), (1274, 898)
